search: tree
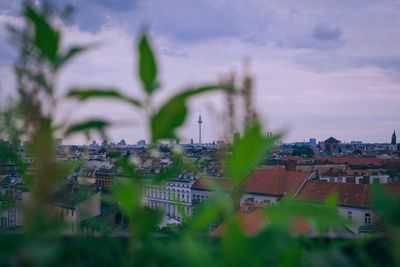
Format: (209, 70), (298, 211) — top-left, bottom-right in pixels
(292, 145), (314, 157)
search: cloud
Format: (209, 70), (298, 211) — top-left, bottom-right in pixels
(88, 0), (139, 11)
(0, 0), (399, 144)
(312, 23), (343, 42)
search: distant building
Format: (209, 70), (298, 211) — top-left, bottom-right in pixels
(350, 141), (362, 145)
(324, 137), (340, 155)
(118, 139), (127, 147)
(137, 140), (146, 147)
(309, 138), (317, 146)
(89, 140), (98, 149)
(0, 176), (30, 228)
(101, 140), (108, 147)
(192, 176), (231, 206)
(143, 174), (197, 221)
(296, 181), (400, 235)
(240, 167), (314, 205)
(49, 184), (102, 234)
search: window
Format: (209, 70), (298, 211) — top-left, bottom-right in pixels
(246, 197), (254, 203)
(1, 217), (7, 227)
(1, 203), (7, 212)
(365, 213), (371, 225)
(348, 211), (352, 222)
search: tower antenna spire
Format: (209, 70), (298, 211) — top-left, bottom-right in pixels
(198, 109), (202, 144)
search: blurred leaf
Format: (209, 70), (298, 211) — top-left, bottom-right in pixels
(114, 155), (141, 180)
(253, 226), (297, 266)
(225, 124), (280, 187)
(267, 195), (346, 234)
(183, 236), (217, 267)
(138, 33), (158, 94)
(114, 182), (140, 217)
(373, 184), (400, 227)
(151, 95), (186, 142)
(68, 88), (142, 107)
(135, 208), (163, 236)
(0, 143), (26, 174)
(65, 119), (109, 137)
(222, 219), (250, 267)
(188, 199), (224, 232)
(16, 67), (52, 94)
(55, 45), (87, 69)
(151, 152), (197, 183)
(25, 6), (60, 62)
(151, 85), (226, 142)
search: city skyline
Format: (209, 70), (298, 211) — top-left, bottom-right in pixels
(0, 1), (399, 144)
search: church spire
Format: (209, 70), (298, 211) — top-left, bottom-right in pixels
(392, 130), (397, 145)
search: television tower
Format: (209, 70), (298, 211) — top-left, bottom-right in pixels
(198, 114), (202, 144)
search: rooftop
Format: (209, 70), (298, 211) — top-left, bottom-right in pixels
(243, 167), (311, 196)
(212, 205), (310, 236)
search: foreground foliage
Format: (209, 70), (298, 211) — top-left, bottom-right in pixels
(0, 3), (399, 267)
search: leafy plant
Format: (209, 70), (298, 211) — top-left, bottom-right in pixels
(0, 3), (398, 267)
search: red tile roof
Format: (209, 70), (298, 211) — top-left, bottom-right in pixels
(192, 176), (231, 191)
(381, 184), (400, 198)
(281, 156), (383, 166)
(297, 181), (400, 208)
(296, 180), (371, 207)
(213, 205), (310, 236)
(324, 157), (381, 166)
(243, 167), (311, 196)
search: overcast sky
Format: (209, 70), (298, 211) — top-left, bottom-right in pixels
(0, 0), (399, 144)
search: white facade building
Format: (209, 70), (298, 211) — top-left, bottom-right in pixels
(143, 174), (197, 221)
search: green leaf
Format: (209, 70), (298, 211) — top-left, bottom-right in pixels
(114, 182), (140, 216)
(267, 195), (347, 234)
(68, 88), (142, 107)
(15, 67), (52, 95)
(151, 95), (187, 142)
(373, 184), (400, 227)
(25, 6), (60, 62)
(138, 33), (158, 94)
(0, 143), (27, 174)
(151, 85), (227, 142)
(178, 236), (217, 267)
(151, 152), (197, 183)
(225, 124), (280, 187)
(55, 45), (87, 69)
(65, 119), (109, 137)
(188, 200), (223, 232)
(222, 219), (250, 267)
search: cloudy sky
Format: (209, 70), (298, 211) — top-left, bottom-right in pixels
(0, 0), (399, 144)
